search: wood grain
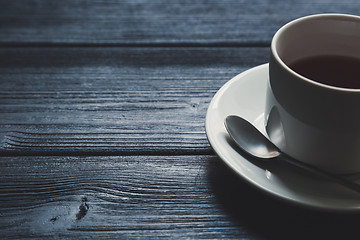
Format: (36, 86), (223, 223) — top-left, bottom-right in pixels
(0, 47), (269, 155)
(0, 155), (359, 239)
(1, 0), (360, 45)
(0, 155), (250, 239)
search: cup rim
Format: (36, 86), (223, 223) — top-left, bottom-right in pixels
(271, 13), (360, 92)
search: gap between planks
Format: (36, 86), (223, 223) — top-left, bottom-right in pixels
(0, 149), (215, 157)
(0, 42), (270, 48)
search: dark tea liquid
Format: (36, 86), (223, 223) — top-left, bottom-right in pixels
(288, 55), (360, 89)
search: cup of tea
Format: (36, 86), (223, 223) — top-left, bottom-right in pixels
(265, 13), (360, 174)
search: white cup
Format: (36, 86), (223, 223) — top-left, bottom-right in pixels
(265, 14), (360, 174)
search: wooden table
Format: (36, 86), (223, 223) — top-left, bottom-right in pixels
(1, 1), (360, 239)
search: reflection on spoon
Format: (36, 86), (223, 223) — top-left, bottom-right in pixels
(224, 115), (360, 195)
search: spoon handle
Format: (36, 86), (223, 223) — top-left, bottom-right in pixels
(279, 154), (360, 194)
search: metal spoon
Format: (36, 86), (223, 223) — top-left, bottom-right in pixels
(224, 115), (360, 194)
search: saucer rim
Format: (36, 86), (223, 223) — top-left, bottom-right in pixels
(205, 63), (360, 212)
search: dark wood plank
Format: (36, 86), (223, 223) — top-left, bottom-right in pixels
(1, 0), (360, 45)
(0, 47), (269, 155)
(0, 155), (251, 239)
(0, 155), (359, 239)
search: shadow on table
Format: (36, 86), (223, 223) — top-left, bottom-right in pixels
(206, 155), (360, 240)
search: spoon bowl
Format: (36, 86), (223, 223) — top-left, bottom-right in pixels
(225, 115), (281, 159)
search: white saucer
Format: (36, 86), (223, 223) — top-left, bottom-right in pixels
(205, 63), (360, 212)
